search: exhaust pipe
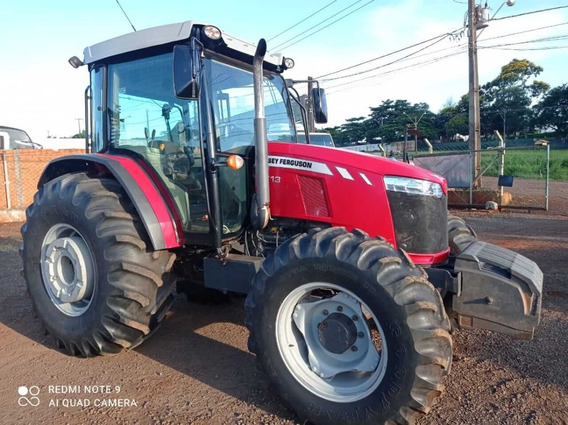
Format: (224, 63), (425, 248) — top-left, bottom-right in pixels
(251, 39), (270, 230)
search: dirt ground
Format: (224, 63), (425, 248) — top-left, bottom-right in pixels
(1, 211), (567, 425)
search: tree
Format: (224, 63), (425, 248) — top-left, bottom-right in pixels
(366, 99), (437, 144)
(533, 84), (568, 138)
(72, 130), (86, 139)
(446, 114), (468, 137)
(480, 59), (549, 138)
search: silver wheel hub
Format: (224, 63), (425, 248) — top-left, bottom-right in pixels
(276, 282), (388, 403)
(41, 224), (95, 316)
(293, 293), (380, 379)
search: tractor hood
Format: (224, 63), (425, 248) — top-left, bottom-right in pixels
(267, 142), (449, 264)
(267, 142), (447, 192)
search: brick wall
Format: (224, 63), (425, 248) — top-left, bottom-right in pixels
(0, 149), (85, 210)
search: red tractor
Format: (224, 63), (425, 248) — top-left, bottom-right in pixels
(22, 21), (542, 424)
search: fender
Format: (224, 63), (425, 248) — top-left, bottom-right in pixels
(38, 153), (183, 251)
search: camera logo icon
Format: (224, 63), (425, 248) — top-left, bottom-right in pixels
(18, 386), (40, 407)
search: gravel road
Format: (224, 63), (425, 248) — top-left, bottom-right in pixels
(1, 212), (567, 425)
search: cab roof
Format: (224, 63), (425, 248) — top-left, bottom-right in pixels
(83, 20), (284, 67)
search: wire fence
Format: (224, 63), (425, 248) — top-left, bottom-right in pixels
(0, 149), (84, 211)
(412, 144), (554, 210)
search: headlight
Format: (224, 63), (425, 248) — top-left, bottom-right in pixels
(203, 25), (222, 40)
(383, 176), (443, 198)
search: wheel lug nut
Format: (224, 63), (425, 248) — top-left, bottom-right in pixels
(337, 306), (343, 312)
(352, 315), (358, 321)
(351, 345), (358, 352)
(322, 309), (329, 316)
(358, 332), (364, 338)
(319, 321), (327, 328)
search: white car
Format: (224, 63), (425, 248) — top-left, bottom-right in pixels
(0, 126), (43, 149)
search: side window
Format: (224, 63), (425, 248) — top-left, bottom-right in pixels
(106, 53), (208, 234)
(107, 54), (177, 147)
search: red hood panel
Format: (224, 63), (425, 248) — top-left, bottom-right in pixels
(266, 142), (448, 264)
(268, 143), (446, 188)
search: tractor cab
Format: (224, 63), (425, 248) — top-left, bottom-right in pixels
(84, 21), (306, 247)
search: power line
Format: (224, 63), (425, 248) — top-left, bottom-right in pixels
(491, 5), (568, 21)
(268, 1), (338, 42)
(324, 6), (568, 97)
(478, 34), (568, 49)
(481, 45), (568, 51)
(321, 34), (452, 82)
(273, 0), (374, 51)
(326, 51), (465, 96)
(317, 27), (464, 79)
(272, 0), (363, 49)
(277, 0), (375, 51)
(480, 21), (568, 42)
(115, 0), (136, 32)
(325, 30), (568, 95)
(326, 44), (469, 94)
(326, 49), (467, 91)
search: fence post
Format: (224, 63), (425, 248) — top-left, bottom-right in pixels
(469, 150), (473, 204)
(15, 149), (24, 209)
(545, 144), (550, 211)
(496, 131), (505, 206)
(2, 151), (11, 209)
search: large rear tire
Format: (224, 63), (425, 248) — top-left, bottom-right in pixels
(245, 227), (452, 425)
(21, 173), (176, 356)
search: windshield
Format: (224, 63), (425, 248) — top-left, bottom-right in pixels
(0, 127), (32, 143)
(309, 133), (334, 147)
(205, 59), (295, 150)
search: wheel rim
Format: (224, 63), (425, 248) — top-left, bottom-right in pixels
(40, 223), (95, 317)
(276, 282), (388, 403)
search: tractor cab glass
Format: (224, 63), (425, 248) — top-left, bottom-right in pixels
(106, 52), (207, 234)
(102, 49), (296, 239)
(204, 59), (295, 147)
(202, 58), (294, 234)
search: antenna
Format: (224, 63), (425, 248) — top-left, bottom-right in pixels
(115, 0), (136, 32)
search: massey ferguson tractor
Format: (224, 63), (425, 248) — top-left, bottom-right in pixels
(21, 21), (542, 424)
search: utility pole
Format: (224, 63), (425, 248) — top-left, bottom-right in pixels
(76, 118), (83, 135)
(468, 0), (481, 187)
(467, 0), (515, 188)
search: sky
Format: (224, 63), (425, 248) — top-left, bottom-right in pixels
(0, 0), (566, 144)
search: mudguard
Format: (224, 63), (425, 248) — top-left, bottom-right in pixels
(38, 153), (183, 251)
(450, 241), (542, 339)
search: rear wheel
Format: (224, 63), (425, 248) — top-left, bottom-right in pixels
(21, 173), (176, 356)
(245, 227), (452, 425)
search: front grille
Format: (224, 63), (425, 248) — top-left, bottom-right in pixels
(386, 192), (448, 254)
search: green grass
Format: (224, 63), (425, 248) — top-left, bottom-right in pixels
(482, 149), (568, 181)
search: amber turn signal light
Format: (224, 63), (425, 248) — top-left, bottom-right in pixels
(227, 155), (244, 170)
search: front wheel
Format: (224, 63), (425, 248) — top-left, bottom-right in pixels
(447, 214), (477, 256)
(245, 228), (452, 425)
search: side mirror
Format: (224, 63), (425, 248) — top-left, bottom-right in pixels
(312, 87), (328, 124)
(173, 44), (200, 99)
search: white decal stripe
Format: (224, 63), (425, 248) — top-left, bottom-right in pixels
(268, 155), (333, 176)
(360, 173), (373, 186)
(336, 166), (354, 181)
